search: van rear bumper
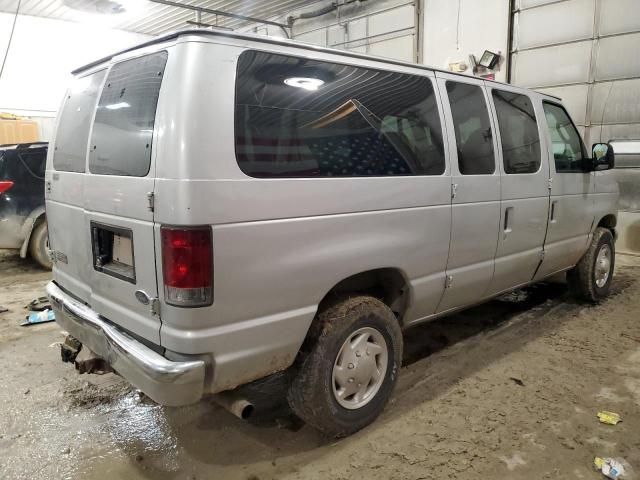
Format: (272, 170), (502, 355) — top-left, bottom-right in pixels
(46, 281), (205, 406)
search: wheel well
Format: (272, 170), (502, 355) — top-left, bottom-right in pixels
(28, 213), (47, 243)
(295, 268), (410, 359)
(597, 214), (617, 236)
(33, 213), (46, 227)
(317, 268), (410, 322)
(19, 212), (46, 258)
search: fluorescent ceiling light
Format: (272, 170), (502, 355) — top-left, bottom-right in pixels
(62, 0), (147, 27)
(105, 102), (130, 110)
(284, 77), (325, 91)
(63, 0), (126, 15)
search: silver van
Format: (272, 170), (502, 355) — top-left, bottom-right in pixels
(45, 29), (618, 437)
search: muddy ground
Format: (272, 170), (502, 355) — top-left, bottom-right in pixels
(0, 250), (639, 480)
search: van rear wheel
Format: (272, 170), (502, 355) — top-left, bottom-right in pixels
(567, 227), (614, 302)
(287, 296), (402, 438)
(29, 220), (52, 270)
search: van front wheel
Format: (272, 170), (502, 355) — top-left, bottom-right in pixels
(567, 227), (615, 302)
(287, 296), (402, 438)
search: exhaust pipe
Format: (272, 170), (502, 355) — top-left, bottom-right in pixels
(212, 391), (254, 420)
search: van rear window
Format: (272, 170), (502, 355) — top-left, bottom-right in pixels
(234, 50), (445, 178)
(89, 52), (167, 177)
(53, 70), (106, 173)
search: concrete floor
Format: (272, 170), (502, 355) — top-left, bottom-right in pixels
(1, 250), (639, 480)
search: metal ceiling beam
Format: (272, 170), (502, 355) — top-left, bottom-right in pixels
(146, 0), (289, 29)
(186, 19), (231, 30)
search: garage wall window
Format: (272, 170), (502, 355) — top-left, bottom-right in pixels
(235, 50), (445, 178)
(492, 90), (541, 174)
(89, 52), (167, 176)
(446, 82), (495, 175)
(53, 70), (106, 173)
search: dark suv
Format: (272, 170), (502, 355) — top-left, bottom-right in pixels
(0, 142), (50, 268)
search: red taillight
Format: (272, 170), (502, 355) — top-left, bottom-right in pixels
(161, 226), (213, 307)
(0, 181), (14, 194)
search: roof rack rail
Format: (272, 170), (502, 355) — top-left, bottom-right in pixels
(70, 28), (519, 90)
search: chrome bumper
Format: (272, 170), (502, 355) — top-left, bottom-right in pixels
(46, 281), (205, 406)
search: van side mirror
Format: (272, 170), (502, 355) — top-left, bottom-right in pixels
(591, 143), (615, 171)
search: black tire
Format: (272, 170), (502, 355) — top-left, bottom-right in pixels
(29, 220), (52, 270)
(287, 295), (402, 438)
(567, 227), (615, 302)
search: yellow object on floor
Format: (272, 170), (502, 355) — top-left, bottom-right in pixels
(597, 411), (622, 425)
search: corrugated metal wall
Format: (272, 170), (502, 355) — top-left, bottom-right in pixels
(252, 0), (418, 63)
(0, 0), (319, 35)
(510, 0), (640, 253)
(510, 0), (640, 148)
(296, 1), (417, 62)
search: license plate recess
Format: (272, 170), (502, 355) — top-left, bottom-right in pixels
(90, 222), (136, 284)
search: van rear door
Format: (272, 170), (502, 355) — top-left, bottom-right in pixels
(47, 52), (168, 344)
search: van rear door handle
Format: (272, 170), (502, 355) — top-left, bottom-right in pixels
(503, 207), (513, 240)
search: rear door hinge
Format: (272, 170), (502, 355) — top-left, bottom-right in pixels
(445, 274), (453, 289)
(547, 178), (553, 191)
(451, 183), (458, 199)
(539, 249), (545, 261)
(146, 192), (155, 212)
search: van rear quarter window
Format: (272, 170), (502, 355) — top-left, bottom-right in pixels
(53, 70), (106, 173)
(234, 50), (445, 178)
(89, 51), (167, 177)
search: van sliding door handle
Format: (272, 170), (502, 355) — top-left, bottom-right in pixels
(503, 207), (513, 240)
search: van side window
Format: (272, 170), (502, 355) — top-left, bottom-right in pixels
(53, 70), (106, 173)
(446, 82), (495, 175)
(542, 102), (586, 173)
(492, 90), (541, 174)
(234, 50), (445, 178)
(89, 51), (167, 177)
